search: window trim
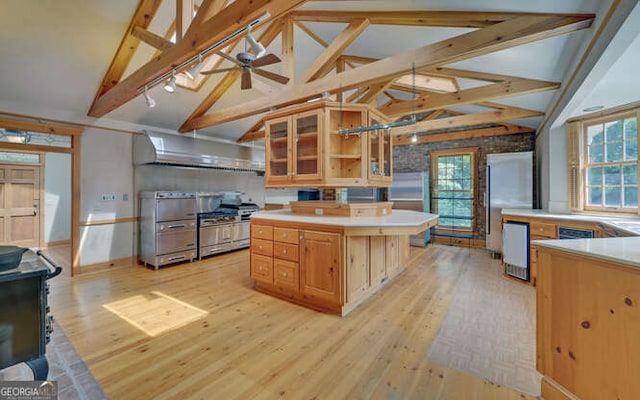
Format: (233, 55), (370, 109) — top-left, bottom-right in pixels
(568, 107), (639, 215)
(430, 147), (478, 233)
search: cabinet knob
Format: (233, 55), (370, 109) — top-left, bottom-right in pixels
(259, 266), (263, 271)
(259, 245), (263, 250)
(539, 228), (543, 232)
(283, 272), (288, 277)
(282, 249), (287, 254)
(258, 229), (263, 234)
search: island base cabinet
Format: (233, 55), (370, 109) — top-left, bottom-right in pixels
(250, 218), (413, 316)
(535, 247), (640, 400)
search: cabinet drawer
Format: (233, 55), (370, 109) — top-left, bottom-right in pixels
(274, 227), (299, 244)
(274, 242), (298, 262)
(252, 239), (273, 257)
(252, 224), (273, 240)
(530, 222), (556, 238)
(274, 259), (299, 290)
(251, 254), (273, 284)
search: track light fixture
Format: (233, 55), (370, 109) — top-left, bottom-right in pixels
(164, 70), (177, 93)
(185, 54), (203, 80)
(143, 86), (156, 108)
(411, 133), (418, 143)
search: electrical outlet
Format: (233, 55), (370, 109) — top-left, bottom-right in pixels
(315, 208), (323, 215)
(101, 193), (116, 201)
(122, 193), (128, 201)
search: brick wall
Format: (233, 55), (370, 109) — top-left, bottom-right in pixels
(393, 132), (536, 241)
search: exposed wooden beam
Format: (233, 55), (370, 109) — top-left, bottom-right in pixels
(301, 18), (370, 83)
(88, 0), (307, 118)
(183, 0), (227, 36)
(176, 0), (194, 42)
(237, 119), (266, 143)
(380, 78), (560, 118)
(357, 79), (394, 105)
(180, 18), (284, 130)
(88, 0), (163, 113)
(340, 55), (378, 65)
(0, 117), (83, 136)
(395, 124), (535, 145)
(180, 14), (593, 131)
(289, 10), (558, 28)
(392, 106), (544, 136)
(426, 67), (534, 83)
(281, 15), (294, 86)
(132, 26), (174, 52)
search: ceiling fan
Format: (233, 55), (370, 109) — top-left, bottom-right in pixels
(199, 27), (290, 90)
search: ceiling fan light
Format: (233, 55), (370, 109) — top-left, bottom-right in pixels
(163, 71), (177, 93)
(143, 87), (156, 108)
(185, 54), (203, 79)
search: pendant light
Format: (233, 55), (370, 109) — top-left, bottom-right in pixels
(163, 70), (177, 93)
(185, 54), (203, 80)
(143, 86), (156, 108)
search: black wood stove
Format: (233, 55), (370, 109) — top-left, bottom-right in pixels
(0, 250), (61, 380)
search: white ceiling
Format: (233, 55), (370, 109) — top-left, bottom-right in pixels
(0, 0), (638, 142)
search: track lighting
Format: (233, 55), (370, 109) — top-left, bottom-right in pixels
(163, 70), (177, 93)
(185, 54), (203, 80)
(143, 86), (156, 108)
(245, 25), (266, 58)
(411, 133), (418, 143)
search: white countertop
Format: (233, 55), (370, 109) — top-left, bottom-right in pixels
(533, 237), (640, 269)
(251, 209), (438, 228)
(502, 208), (640, 235)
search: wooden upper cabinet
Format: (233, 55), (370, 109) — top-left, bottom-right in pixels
(263, 101), (392, 188)
(265, 109), (323, 186)
(368, 110), (393, 186)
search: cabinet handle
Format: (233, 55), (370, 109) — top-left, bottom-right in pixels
(259, 266), (263, 271)
(258, 229), (263, 234)
(283, 272), (288, 277)
(282, 249), (287, 254)
(259, 245), (263, 250)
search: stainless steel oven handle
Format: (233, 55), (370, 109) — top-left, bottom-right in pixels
(168, 255), (186, 261)
(168, 224), (186, 229)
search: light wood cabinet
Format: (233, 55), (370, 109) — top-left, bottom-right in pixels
(250, 218), (412, 315)
(263, 101), (392, 188)
(299, 230), (342, 306)
(367, 110), (393, 186)
(265, 109), (323, 186)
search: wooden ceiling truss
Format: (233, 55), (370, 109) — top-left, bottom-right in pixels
(92, 4), (594, 144)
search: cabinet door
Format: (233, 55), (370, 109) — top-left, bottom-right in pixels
(274, 259), (299, 290)
(381, 126), (392, 182)
(266, 116), (291, 184)
(251, 254), (273, 284)
(385, 236), (400, 277)
(368, 114), (392, 185)
(293, 110), (322, 182)
(300, 230), (342, 305)
(368, 127), (381, 182)
(369, 236), (387, 287)
(346, 236), (369, 304)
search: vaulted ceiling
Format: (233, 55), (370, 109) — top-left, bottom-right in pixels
(1, 1), (638, 145)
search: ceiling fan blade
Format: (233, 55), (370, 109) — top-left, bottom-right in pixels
(199, 67), (240, 75)
(241, 68), (252, 90)
(251, 53), (281, 68)
(216, 51), (243, 66)
(252, 68), (290, 85)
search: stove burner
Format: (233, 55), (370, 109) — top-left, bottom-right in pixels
(198, 210), (238, 219)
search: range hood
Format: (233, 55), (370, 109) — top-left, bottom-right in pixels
(133, 131), (265, 173)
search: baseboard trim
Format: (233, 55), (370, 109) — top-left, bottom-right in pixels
(77, 256), (134, 275)
(44, 240), (70, 248)
(432, 236), (485, 248)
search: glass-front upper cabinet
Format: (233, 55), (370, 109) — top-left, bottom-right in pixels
(266, 116), (290, 183)
(368, 112), (392, 185)
(295, 111), (320, 178)
(265, 109), (322, 187)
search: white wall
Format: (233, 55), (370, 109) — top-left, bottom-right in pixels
(79, 128), (135, 266)
(44, 152), (71, 243)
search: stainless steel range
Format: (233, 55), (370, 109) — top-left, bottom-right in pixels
(196, 193), (259, 259)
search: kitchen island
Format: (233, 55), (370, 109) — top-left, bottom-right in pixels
(533, 236), (640, 400)
(249, 209), (438, 316)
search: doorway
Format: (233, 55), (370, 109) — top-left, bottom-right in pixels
(0, 152), (42, 247)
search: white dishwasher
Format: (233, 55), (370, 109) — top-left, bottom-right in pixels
(502, 221), (530, 281)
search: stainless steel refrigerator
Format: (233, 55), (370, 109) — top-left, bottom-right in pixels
(389, 172), (431, 246)
(485, 151), (533, 255)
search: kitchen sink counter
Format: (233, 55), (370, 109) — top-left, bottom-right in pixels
(502, 208), (640, 235)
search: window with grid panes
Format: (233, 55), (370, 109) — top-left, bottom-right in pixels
(584, 115), (638, 212)
(431, 149), (476, 231)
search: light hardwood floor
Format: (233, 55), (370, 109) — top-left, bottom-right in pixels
(46, 245), (538, 399)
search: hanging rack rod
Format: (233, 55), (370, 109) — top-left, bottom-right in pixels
(338, 114), (417, 135)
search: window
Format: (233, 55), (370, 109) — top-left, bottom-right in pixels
(568, 108), (639, 214)
(431, 148), (477, 231)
